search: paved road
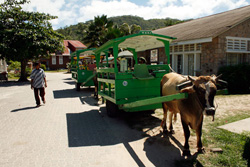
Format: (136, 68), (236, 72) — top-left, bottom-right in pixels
(0, 72), (185, 167)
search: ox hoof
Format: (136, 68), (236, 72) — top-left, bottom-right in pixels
(169, 129), (175, 134)
(197, 148), (205, 154)
(182, 150), (191, 157)
(163, 129), (168, 134)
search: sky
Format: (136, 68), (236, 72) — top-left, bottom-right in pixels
(1, 0), (250, 30)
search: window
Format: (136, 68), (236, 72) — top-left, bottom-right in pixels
(226, 37), (248, 52)
(59, 56), (63, 65)
(150, 49), (158, 63)
(227, 53), (246, 65)
(178, 45), (183, 52)
(184, 45), (189, 52)
(52, 56), (56, 65)
(196, 44), (202, 51)
(170, 46), (173, 52)
(174, 46), (178, 52)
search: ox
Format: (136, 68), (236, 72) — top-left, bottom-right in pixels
(161, 72), (225, 156)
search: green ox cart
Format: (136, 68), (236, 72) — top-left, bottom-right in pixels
(71, 48), (97, 91)
(94, 31), (191, 117)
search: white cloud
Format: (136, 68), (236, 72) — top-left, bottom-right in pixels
(1, 0), (249, 29)
(78, 0), (152, 22)
(22, 0), (65, 15)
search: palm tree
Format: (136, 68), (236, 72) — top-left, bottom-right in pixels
(84, 15), (114, 48)
(119, 23), (141, 36)
(84, 15), (142, 48)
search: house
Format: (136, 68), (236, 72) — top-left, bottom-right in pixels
(139, 5), (250, 76)
(40, 40), (87, 70)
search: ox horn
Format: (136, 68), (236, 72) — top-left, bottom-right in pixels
(188, 76), (196, 82)
(215, 74), (228, 87)
(216, 74), (222, 80)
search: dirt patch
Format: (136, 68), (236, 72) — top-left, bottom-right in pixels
(129, 94), (250, 155)
(214, 95), (250, 118)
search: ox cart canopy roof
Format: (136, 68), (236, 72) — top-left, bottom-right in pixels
(94, 31), (176, 54)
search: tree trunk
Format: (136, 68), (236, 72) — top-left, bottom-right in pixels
(18, 59), (28, 82)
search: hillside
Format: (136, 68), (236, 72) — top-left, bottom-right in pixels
(109, 15), (184, 30)
(56, 15), (189, 43)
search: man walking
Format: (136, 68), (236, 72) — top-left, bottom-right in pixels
(30, 62), (47, 107)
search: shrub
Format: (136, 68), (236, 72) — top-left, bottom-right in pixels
(25, 67), (32, 76)
(218, 64), (250, 94)
(40, 64), (46, 71)
(8, 60), (21, 71)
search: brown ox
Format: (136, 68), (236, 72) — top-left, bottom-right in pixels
(161, 72), (224, 156)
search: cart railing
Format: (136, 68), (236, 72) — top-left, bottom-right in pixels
(121, 93), (188, 110)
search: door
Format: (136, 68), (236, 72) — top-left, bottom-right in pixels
(177, 55), (183, 74)
(188, 54), (194, 75)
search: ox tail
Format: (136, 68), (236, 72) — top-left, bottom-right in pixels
(160, 79), (163, 96)
(160, 79), (164, 109)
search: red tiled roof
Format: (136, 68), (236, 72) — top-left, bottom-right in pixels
(67, 40), (87, 48)
(62, 40), (87, 55)
(63, 40), (70, 55)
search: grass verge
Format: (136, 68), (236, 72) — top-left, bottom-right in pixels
(7, 72), (20, 80)
(45, 69), (68, 73)
(175, 111), (250, 167)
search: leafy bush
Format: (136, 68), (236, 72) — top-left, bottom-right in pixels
(218, 64), (250, 94)
(40, 64), (46, 71)
(243, 136), (250, 165)
(26, 67), (32, 76)
(8, 60), (21, 71)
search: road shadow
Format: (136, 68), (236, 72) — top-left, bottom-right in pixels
(0, 81), (30, 87)
(63, 78), (72, 80)
(53, 88), (98, 106)
(64, 81), (75, 85)
(143, 133), (183, 166)
(11, 106), (37, 112)
(66, 108), (190, 166)
(66, 109), (146, 147)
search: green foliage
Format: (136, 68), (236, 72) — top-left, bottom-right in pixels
(56, 15), (187, 44)
(110, 15), (167, 30)
(164, 18), (192, 27)
(243, 136), (250, 165)
(25, 67), (31, 76)
(83, 15), (125, 48)
(8, 60), (21, 71)
(57, 22), (90, 42)
(218, 64), (250, 94)
(0, 0), (64, 81)
(40, 64), (46, 71)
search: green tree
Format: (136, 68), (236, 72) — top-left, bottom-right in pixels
(0, 0), (64, 81)
(119, 23), (130, 36)
(84, 15), (121, 48)
(130, 24), (141, 34)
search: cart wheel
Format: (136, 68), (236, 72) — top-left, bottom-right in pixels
(76, 83), (81, 91)
(106, 100), (119, 117)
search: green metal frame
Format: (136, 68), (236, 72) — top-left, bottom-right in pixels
(94, 31), (183, 112)
(71, 48), (96, 87)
